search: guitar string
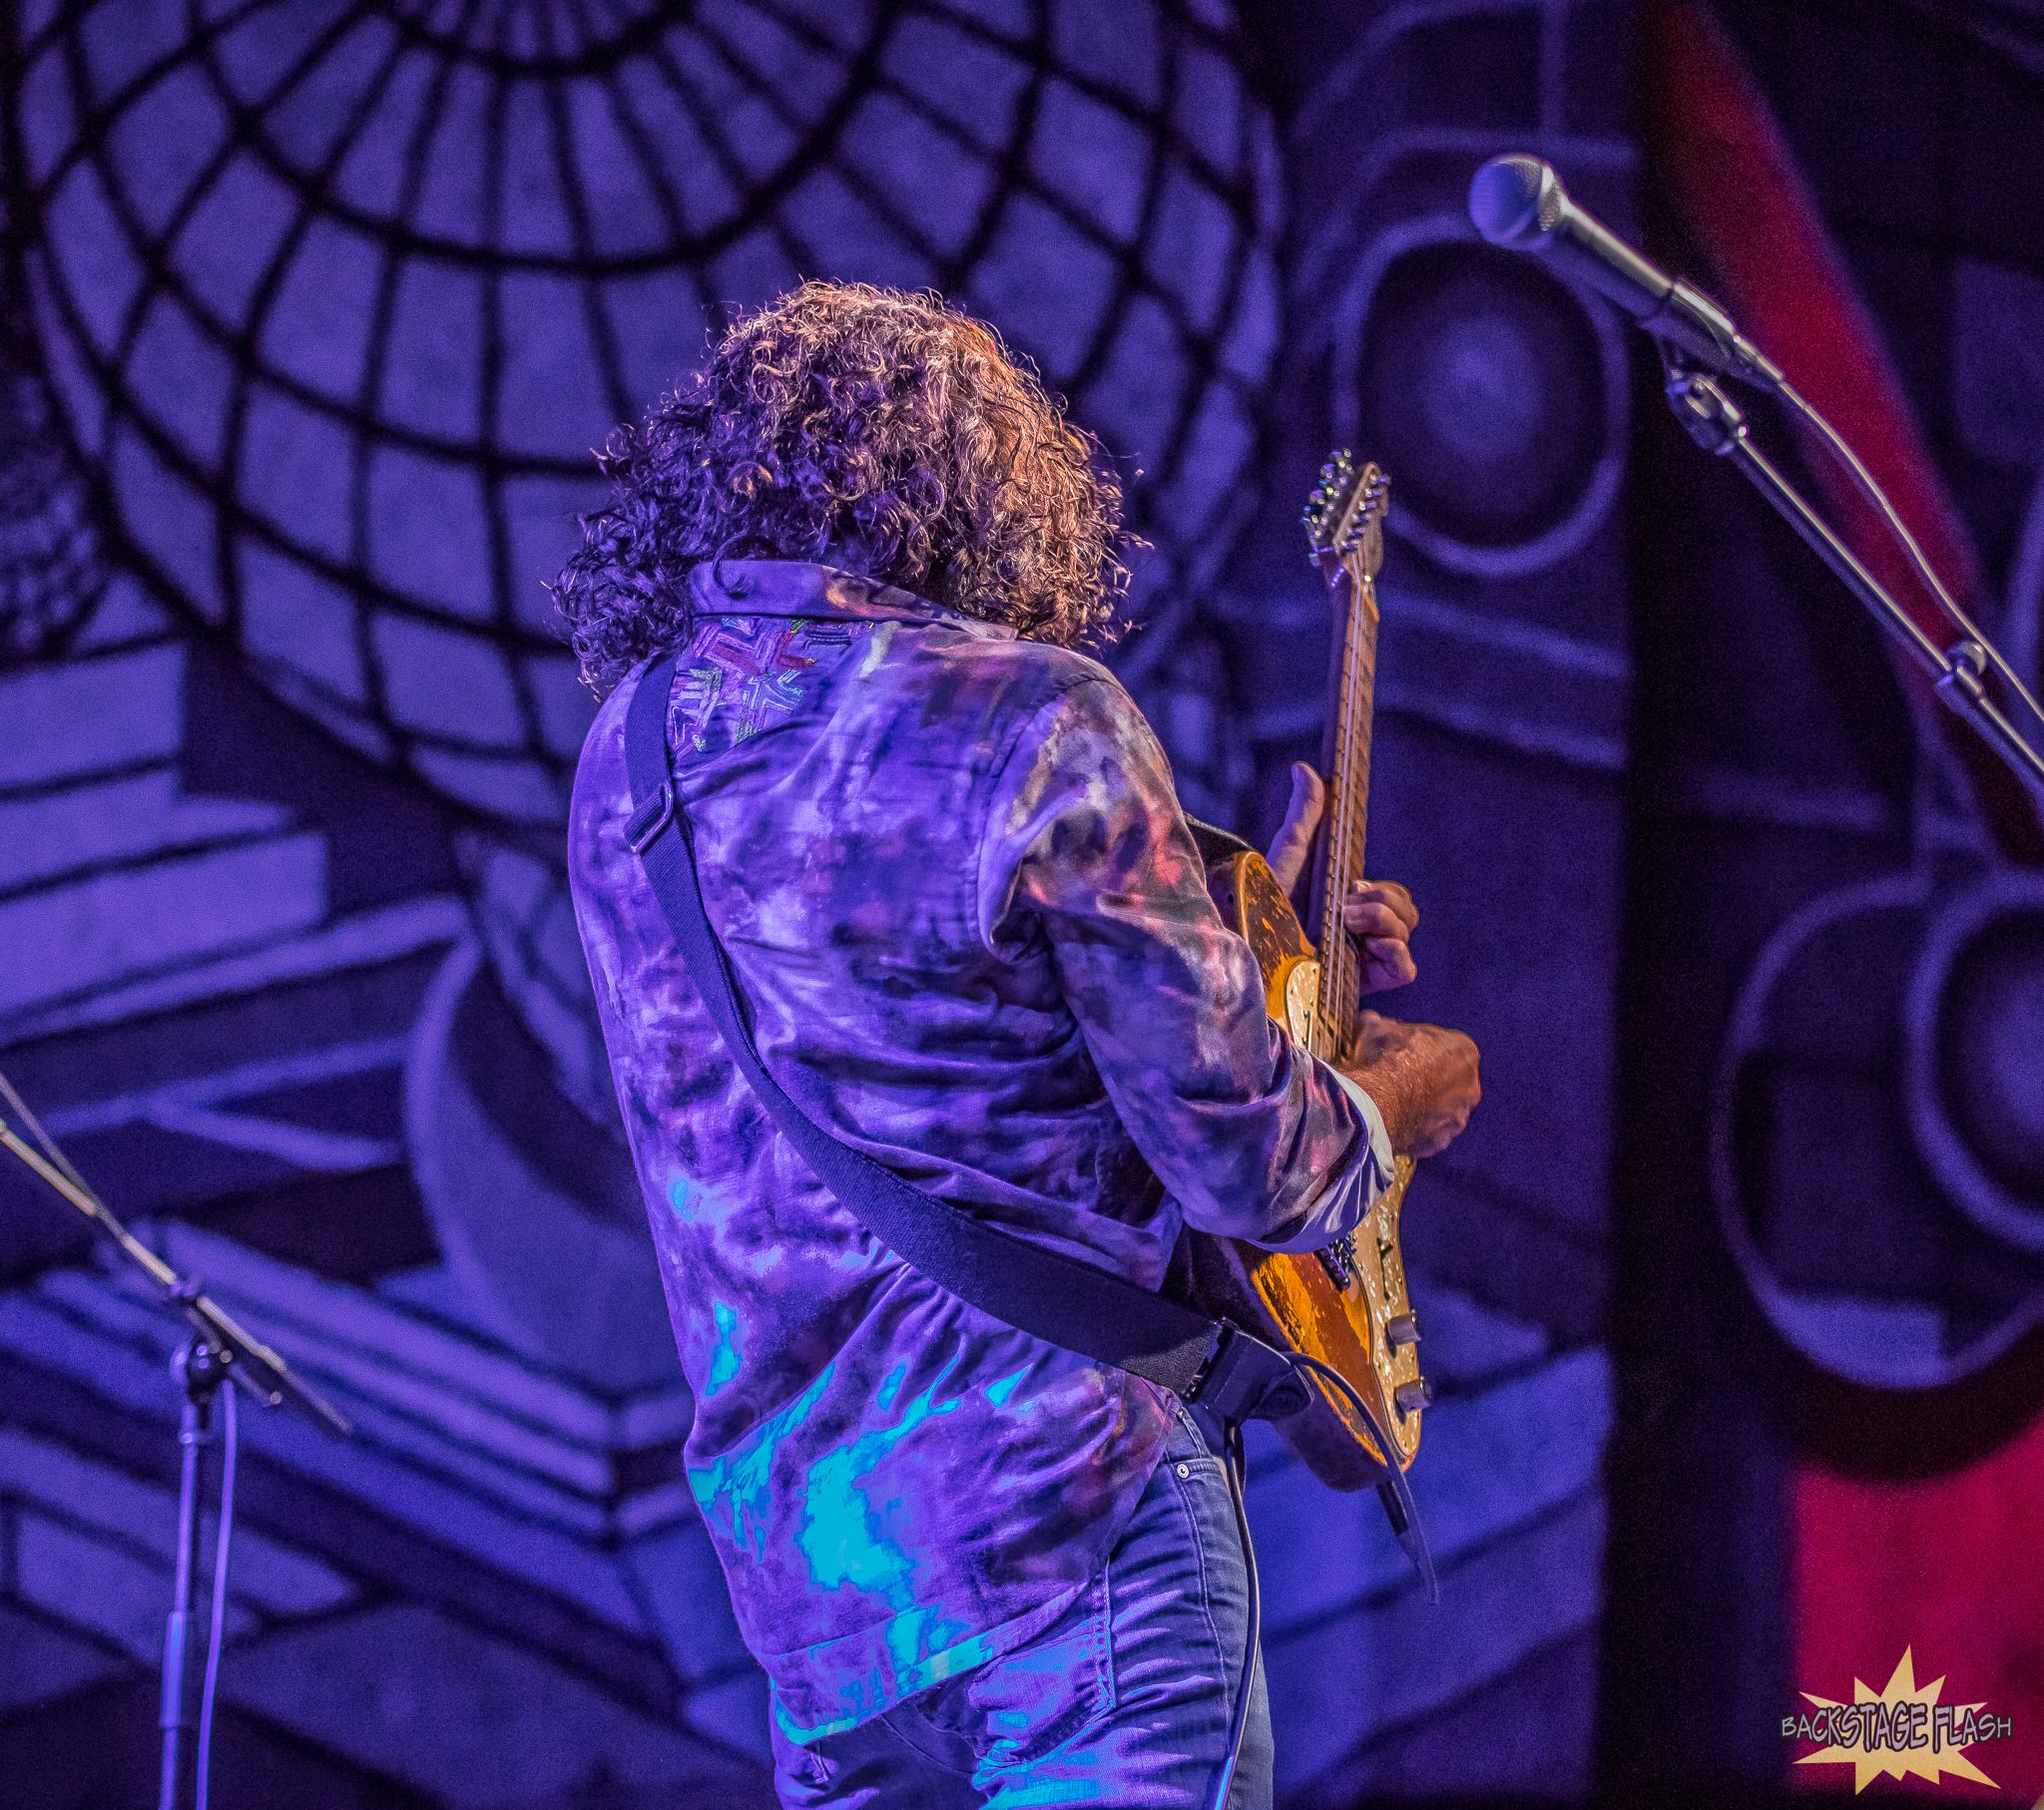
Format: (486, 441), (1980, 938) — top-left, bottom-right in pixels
(1335, 560), (1377, 1036)
(1318, 554), (1375, 1060)
(1316, 570), (1350, 1056)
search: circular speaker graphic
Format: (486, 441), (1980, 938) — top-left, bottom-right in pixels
(1713, 868), (2044, 1392)
(1910, 872), (2044, 1253)
(1334, 222), (1625, 579)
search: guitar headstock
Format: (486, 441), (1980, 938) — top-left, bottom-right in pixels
(1301, 451), (1389, 592)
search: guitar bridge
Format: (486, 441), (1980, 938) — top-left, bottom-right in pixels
(1316, 1234), (1357, 1291)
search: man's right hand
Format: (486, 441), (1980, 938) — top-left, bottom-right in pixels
(1342, 1011), (1481, 1158)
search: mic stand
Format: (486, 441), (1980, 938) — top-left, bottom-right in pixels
(1659, 353), (2044, 795)
(0, 1117), (349, 1810)
(163, 1329), (228, 1810)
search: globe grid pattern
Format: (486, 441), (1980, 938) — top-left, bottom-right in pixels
(9, 0), (1281, 837)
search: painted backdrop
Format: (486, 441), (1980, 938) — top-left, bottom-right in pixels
(1, 1), (2039, 1805)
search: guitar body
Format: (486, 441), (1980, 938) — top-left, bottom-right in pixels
(1190, 849), (1422, 1489)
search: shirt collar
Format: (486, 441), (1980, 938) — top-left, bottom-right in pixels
(688, 560), (1017, 639)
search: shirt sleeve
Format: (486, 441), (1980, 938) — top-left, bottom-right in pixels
(977, 674), (1394, 1250)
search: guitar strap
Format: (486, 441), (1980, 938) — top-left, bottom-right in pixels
(620, 652), (1309, 1428)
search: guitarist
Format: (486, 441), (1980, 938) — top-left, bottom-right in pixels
(561, 281), (1481, 1809)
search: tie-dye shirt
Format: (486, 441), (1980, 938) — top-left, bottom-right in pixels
(568, 561), (1393, 1743)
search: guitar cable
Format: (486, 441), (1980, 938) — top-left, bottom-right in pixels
(1207, 1418), (1262, 1810)
(1289, 1352), (1439, 1602)
(1205, 1346), (1437, 1810)
(195, 1378), (238, 1810)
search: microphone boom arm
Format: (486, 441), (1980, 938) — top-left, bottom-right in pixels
(1660, 351), (2044, 796)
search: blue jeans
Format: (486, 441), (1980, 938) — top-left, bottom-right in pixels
(768, 1403), (1273, 1808)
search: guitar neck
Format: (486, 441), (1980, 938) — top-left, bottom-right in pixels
(1311, 568), (1382, 1064)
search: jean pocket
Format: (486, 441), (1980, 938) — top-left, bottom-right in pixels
(966, 1565), (1117, 1769)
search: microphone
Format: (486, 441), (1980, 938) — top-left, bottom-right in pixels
(1468, 154), (1784, 391)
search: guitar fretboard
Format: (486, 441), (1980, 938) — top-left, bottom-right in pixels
(1311, 567), (1383, 1066)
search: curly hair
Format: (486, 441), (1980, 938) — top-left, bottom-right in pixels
(554, 282), (1135, 693)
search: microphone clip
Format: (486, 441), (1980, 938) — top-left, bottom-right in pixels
(1649, 283), (1786, 395)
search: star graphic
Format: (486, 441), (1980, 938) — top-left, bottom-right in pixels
(1795, 1648), (1997, 1793)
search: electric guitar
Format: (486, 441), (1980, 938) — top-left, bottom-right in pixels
(1189, 453), (1430, 1501)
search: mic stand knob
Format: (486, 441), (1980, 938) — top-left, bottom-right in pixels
(1936, 639), (1990, 708)
(1662, 355), (1749, 457)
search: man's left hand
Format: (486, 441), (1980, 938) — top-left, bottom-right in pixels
(1265, 762), (1420, 995)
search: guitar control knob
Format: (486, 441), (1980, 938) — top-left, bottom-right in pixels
(1394, 1378), (1433, 1416)
(1384, 1313), (1419, 1349)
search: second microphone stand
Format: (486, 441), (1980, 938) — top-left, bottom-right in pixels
(0, 1118), (350, 1810)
